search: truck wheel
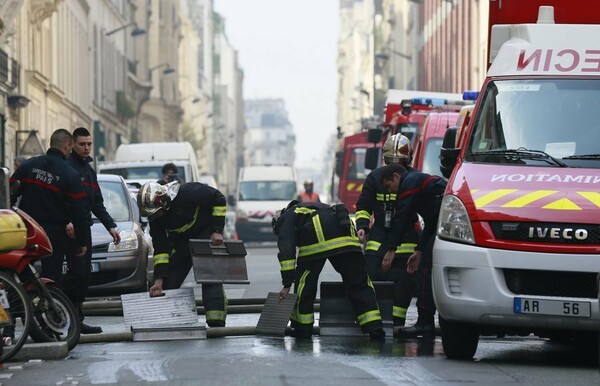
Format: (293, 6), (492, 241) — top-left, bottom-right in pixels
(439, 316), (479, 360)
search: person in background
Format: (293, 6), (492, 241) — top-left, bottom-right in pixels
(355, 134), (419, 330)
(297, 179), (320, 203)
(137, 180), (228, 327)
(271, 200), (385, 339)
(10, 129), (90, 285)
(158, 162), (178, 185)
(13, 156), (27, 171)
(381, 163), (446, 339)
(64, 127), (121, 334)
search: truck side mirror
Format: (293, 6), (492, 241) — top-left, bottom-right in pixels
(364, 147), (380, 171)
(367, 129), (382, 144)
(335, 151), (345, 177)
(440, 126), (460, 179)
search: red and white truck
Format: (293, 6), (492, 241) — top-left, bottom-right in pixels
(434, 0), (600, 359)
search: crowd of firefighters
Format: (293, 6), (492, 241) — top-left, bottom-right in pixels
(138, 132), (445, 339)
(9, 123), (443, 339)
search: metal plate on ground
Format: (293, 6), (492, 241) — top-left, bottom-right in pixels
(190, 239), (250, 284)
(255, 292), (297, 337)
(319, 281), (394, 336)
(121, 288), (206, 341)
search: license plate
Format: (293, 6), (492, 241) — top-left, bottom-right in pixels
(259, 226), (272, 233)
(62, 262), (100, 274)
(514, 297), (591, 318)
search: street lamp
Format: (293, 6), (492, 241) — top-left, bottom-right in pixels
(106, 22), (146, 37)
(149, 63), (176, 78)
(375, 49), (412, 64)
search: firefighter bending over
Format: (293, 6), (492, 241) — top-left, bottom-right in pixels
(138, 180), (228, 327)
(272, 200), (385, 339)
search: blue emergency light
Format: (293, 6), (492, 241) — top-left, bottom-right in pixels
(411, 97), (447, 106)
(462, 91), (479, 101)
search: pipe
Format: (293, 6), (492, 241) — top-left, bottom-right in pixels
(83, 301), (320, 317)
(78, 326), (324, 344)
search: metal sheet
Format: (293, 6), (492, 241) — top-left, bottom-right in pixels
(255, 292), (297, 337)
(190, 239), (249, 284)
(121, 288), (206, 341)
(319, 281), (394, 336)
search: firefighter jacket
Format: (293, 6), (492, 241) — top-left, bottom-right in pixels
(9, 148), (90, 247)
(275, 202), (362, 287)
(355, 166), (420, 256)
(297, 191), (321, 203)
(67, 151), (117, 230)
(386, 169), (446, 252)
(149, 182), (227, 279)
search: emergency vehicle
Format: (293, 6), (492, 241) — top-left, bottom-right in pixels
(410, 111), (460, 177)
(433, 1), (600, 360)
(333, 91), (464, 212)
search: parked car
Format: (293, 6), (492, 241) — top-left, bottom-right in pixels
(86, 174), (150, 296)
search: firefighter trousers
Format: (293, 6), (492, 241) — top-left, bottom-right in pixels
(291, 251), (383, 335)
(163, 240), (228, 327)
(365, 252), (416, 326)
(415, 237), (436, 326)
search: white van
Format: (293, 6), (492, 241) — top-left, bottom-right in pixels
(235, 165), (298, 242)
(97, 142), (200, 193)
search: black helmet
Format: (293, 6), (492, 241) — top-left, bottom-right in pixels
(271, 200), (300, 235)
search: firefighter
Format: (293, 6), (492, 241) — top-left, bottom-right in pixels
(137, 180), (228, 327)
(9, 129), (90, 283)
(297, 179), (321, 203)
(355, 134), (419, 329)
(64, 127), (121, 335)
(381, 163), (447, 338)
(272, 200), (385, 339)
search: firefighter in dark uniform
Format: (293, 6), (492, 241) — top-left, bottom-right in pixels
(355, 134), (418, 328)
(272, 200), (385, 339)
(65, 127), (121, 334)
(381, 163), (447, 338)
(10, 129), (90, 282)
(138, 180), (228, 327)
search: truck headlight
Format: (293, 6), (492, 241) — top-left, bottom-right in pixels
(108, 230), (139, 252)
(437, 195), (474, 244)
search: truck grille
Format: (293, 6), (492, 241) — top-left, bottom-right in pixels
(490, 222), (600, 244)
(504, 269), (597, 298)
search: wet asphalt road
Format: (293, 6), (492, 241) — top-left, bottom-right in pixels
(1, 245), (599, 385)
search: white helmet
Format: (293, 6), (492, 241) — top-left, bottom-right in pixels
(137, 180), (181, 219)
(382, 134), (411, 164)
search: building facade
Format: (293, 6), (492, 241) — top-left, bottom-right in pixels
(244, 98), (295, 168)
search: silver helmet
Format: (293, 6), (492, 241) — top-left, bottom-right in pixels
(137, 180), (181, 219)
(382, 134), (411, 164)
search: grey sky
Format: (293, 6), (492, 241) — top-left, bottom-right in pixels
(213, 0), (340, 168)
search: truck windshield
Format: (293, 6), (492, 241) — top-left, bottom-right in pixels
(466, 79), (600, 165)
(239, 181), (297, 201)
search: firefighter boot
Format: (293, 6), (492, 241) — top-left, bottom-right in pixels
(369, 327), (386, 340)
(394, 319), (435, 339)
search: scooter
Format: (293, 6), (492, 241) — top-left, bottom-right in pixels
(0, 207), (81, 361)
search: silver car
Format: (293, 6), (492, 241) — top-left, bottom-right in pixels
(87, 174), (150, 295)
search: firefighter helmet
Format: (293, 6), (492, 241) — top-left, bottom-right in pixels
(137, 180), (181, 219)
(382, 134), (411, 164)
(304, 179), (313, 187)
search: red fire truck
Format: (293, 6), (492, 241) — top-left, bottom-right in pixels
(434, 0), (600, 360)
